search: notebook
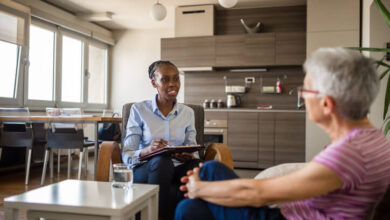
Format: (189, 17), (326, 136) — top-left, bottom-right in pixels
(139, 145), (205, 161)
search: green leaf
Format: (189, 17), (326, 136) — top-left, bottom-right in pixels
(348, 47), (390, 53)
(377, 60), (390, 69)
(380, 68), (390, 80)
(374, 0), (390, 28)
(383, 76), (390, 120)
(384, 120), (390, 135)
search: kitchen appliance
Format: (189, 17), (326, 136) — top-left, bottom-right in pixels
(226, 94), (241, 108)
(204, 119), (227, 147)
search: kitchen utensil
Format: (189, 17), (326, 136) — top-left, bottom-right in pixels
(226, 94), (241, 108)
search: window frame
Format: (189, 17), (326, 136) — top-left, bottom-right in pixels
(84, 40), (109, 109)
(24, 20), (57, 108)
(25, 20), (109, 110)
(0, 4), (30, 107)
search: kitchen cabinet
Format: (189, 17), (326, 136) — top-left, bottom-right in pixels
(161, 32), (304, 68)
(258, 112), (275, 168)
(161, 36), (215, 67)
(275, 32), (306, 65)
(227, 112), (258, 168)
(274, 112), (305, 164)
(215, 33), (275, 67)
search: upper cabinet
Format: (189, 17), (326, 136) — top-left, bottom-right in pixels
(161, 31), (305, 68)
(215, 33), (275, 67)
(275, 32), (306, 65)
(161, 36), (215, 67)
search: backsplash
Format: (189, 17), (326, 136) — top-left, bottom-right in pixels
(184, 66), (304, 109)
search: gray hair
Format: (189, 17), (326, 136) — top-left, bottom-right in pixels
(304, 47), (379, 120)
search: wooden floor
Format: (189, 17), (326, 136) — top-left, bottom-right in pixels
(0, 155), (95, 220)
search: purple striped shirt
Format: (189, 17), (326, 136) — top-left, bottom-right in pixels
(282, 127), (390, 220)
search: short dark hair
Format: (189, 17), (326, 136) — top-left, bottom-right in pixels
(148, 60), (177, 79)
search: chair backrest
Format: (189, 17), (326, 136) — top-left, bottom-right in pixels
(121, 102), (204, 147)
(0, 107), (33, 148)
(46, 108), (83, 130)
(45, 108), (85, 150)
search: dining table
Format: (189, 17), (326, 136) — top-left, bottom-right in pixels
(0, 115), (122, 180)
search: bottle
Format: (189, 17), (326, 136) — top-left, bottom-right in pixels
(276, 77), (282, 94)
(217, 99), (223, 108)
(203, 99), (210, 109)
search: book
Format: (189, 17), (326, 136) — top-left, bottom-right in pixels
(138, 144), (205, 161)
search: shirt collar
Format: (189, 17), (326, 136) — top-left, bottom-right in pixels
(152, 94), (178, 117)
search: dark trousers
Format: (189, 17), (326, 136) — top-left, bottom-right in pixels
(134, 155), (201, 220)
(174, 161), (286, 220)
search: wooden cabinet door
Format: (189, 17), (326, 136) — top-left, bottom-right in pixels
(258, 112), (275, 168)
(215, 35), (245, 67)
(275, 32), (306, 65)
(274, 112), (305, 164)
(161, 36), (215, 67)
(227, 112), (258, 168)
(244, 33), (275, 66)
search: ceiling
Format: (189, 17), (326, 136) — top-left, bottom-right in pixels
(43, 0), (306, 30)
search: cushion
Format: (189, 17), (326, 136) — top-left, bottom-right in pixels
(255, 163), (306, 179)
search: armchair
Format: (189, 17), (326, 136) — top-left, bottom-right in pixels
(96, 103), (233, 182)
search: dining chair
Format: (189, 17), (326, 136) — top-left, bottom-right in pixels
(0, 107), (34, 185)
(41, 108), (94, 185)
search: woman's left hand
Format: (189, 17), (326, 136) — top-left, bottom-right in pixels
(172, 152), (194, 162)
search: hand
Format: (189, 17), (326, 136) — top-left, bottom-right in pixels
(148, 138), (169, 153)
(180, 163), (203, 198)
(172, 152), (194, 162)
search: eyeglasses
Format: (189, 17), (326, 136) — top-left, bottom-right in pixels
(297, 86), (321, 98)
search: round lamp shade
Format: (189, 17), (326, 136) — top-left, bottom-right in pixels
(218, 0), (238, 8)
(150, 3), (167, 21)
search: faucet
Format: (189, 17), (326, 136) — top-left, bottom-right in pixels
(288, 88), (305, 109)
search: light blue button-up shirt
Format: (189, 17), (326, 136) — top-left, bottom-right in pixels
(122, 95), (197, 165)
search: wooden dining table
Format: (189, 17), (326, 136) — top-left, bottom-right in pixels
(0, 115), (122, 180)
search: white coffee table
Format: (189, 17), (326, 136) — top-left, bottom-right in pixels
(4, 180), (159, 220)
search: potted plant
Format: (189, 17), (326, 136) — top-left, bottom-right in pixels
(352, 0), (390, 134)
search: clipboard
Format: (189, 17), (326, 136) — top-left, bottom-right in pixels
(139, 144), (205, 161)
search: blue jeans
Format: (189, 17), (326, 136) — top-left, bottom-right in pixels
(134, 155), (201, 220)
(174, 161), (285, 220)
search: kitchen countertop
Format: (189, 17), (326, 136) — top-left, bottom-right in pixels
(204, 107), (306, 113)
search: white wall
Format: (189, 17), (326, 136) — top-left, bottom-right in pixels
(365, 0), (390, 129)
(110, 28), (186, 112)
(305, 0), (360, 161)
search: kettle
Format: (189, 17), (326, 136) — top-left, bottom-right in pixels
(226, 94), (241, 108)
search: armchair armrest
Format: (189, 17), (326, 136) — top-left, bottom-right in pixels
(204, 143), (234, 169)
(96, 141), (122, 182)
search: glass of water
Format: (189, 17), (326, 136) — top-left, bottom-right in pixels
(112, 163), (133, 189)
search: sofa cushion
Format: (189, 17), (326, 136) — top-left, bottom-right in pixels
(255, 163), (306, 179)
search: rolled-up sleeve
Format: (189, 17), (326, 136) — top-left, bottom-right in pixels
(122, 105), (143, 164)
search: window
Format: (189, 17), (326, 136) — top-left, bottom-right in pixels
(61, 35), (83, 103)
(88, 44), (107, 104)
(0, 40), (19, 98)
(28, 25), (55, 101)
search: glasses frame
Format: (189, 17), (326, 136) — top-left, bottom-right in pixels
(297, 86), (321, 98)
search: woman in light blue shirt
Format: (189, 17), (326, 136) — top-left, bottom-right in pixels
(122, 60), (201, 220)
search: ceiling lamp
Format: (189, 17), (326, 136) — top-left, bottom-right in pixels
(150, 1), (167, 21)
(218, 0), (238, 8)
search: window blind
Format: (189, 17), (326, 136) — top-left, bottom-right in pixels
(0, 10), (25, 45)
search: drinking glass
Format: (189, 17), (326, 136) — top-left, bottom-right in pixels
(112, 163), (133, 189)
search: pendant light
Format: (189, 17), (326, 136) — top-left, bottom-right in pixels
(150, 0), (167, 21)
(218, 0), (238, 8)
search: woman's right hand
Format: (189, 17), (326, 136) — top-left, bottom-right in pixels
(148, 138), (169, 153)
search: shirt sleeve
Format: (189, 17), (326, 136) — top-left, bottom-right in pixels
(313, 142), (363, 190)
(183, 108), (199, 159)
(122, 105), (143, 164)
(184, 108), (197, 145)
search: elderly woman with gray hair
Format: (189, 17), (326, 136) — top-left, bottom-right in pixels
(174, 47), (390, 220)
